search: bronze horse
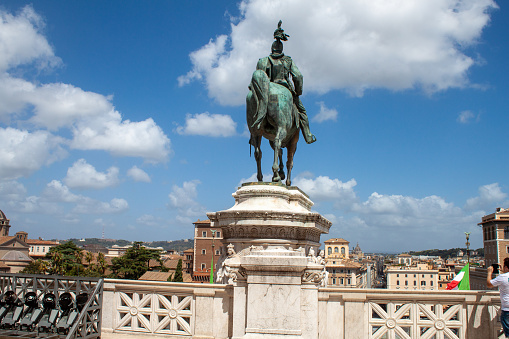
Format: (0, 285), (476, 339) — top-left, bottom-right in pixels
(247, 69), (299, 186)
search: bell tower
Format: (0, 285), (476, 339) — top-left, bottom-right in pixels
(0, 210), (11, 236)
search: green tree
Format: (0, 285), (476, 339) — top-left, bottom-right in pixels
(172, 259), (183, 282)
(111, 242), (163, 280)
(85, 251), (94, 268)
(96, 252), (107, 275)
(46, 241), (84, 276)
(21, 259), (49, 274)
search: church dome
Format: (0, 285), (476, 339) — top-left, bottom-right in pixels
(2, 250), (31, 262)
(353, 243), (362, 253)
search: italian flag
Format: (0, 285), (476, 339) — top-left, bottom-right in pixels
(446, 264), (470, 290)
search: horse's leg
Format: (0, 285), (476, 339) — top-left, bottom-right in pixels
(270, 140), (285, 181)
(252, 134), (263, 182)
(272, 128), (287, 183)
(285, 132), (299, 186)
(278, 148), (285, 181)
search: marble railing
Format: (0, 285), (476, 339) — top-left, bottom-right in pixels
(101, 279), (232, 338)
(101, 279), (502, 339)
(318, 288), (502, 339)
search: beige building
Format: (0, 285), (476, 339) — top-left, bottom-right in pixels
(0, 210), (31, 273)
(325, 238), (349, 259)
(398, 253), (413, 266)
(387, 263), (439, 290)
(27, 238), (59, 259)
(479, 207), (509, 268)
(324, 238), (374, 288)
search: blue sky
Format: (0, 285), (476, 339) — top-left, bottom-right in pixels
(0, 0), (507, 252)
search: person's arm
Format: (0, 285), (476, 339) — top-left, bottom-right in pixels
(487, 265), (494, 288)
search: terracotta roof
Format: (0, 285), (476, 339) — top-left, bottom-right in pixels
(26, 239), (59, 246)
(139, 272), (172, 281)
(193, 219), (211, 225)
(183, 248), (194, 253)
(324, 238), (349, 244)
(398, 253), (412, 257)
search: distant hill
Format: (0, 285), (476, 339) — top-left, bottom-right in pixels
(409, 247), (484, 258)
(60, 238), (194, 253)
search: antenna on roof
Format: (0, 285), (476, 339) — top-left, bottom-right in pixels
(102, 226), (105, 240)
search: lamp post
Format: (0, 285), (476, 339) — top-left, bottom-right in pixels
(465, 232), (471, 287)
(210, 229), (216, 284)
(464, 232), (471, 265)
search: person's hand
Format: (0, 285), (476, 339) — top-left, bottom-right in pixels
(488, 266), (494, 274)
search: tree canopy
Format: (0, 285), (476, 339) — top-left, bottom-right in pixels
(110, 242), (163, 280)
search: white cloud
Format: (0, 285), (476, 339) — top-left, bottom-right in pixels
(465, 183), (507, 211)
(176, 112), (237, 137)
(43, 180), (128, 214)
(293, 175), (358, 208)
(0, 127), (66, 180)
(0, 6), (172, 163)
(63, 159), (120, 189)
(0, 5), (61, 73)
(180, 0), (497, 105)
(457, 110), (480, 124)
(312, 102), (338, 123)
(168, 180), (207, 222)
(70, 114), (171, 162)
(127, 166), (151, 183)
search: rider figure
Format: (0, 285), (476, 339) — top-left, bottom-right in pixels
(251, 21), (316, 144)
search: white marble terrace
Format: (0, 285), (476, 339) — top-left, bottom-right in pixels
(101, 279), (503, 339)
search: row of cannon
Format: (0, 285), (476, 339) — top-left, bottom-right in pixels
(0, 290), (89, 335)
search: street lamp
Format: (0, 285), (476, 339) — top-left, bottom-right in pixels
(464, 232), (471, 265)
(465, 232), (471, 287)
(210, 229), (216, 284)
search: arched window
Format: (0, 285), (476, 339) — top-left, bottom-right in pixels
(341, 247), (346, 255)
(334, 247), (339, 253)
(328, 247), (332, 255)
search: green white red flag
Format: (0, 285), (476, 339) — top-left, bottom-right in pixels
(446, 264), (470, 290)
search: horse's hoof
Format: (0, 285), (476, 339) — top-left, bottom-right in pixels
(286, 180), (291, 186)
(272, 176), (281, 183)
(279, 171), (285, 181)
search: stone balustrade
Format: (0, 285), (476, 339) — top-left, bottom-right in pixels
(101, 278), (503, 339)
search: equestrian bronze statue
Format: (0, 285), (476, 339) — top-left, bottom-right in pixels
(247, 21), (316, 186)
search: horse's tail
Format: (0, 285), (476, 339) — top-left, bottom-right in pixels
(248, 70), (269, 130)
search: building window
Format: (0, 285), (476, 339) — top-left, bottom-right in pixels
(36, 247), (39, 252)
(201, 249), (206, 255)
(405, 281), (408, 286)
(215, 250), (220, 255)
(42, 247), (45, 252)
(328, 247), (332, 255)
(347, 279), (351, 285)
(202, 231), (207, 237)
(396, 274), (399, 277)
(414, 281), (417, 286)
(334, 247), (339, 253)
(421, 281), (426, 286)
(216, 231), (221, 237)
(397, 281), (400, 285)
(430, 281), (433, 286)
(201, 263), (206, 270)
(505, 226), (509, 239)
(332, 278), (336, 285)
(341, 247), (346, 255)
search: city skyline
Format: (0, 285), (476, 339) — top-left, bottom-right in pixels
(0, 1), (507, 252)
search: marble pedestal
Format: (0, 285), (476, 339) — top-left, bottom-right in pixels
(207, 183), (331, 339)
